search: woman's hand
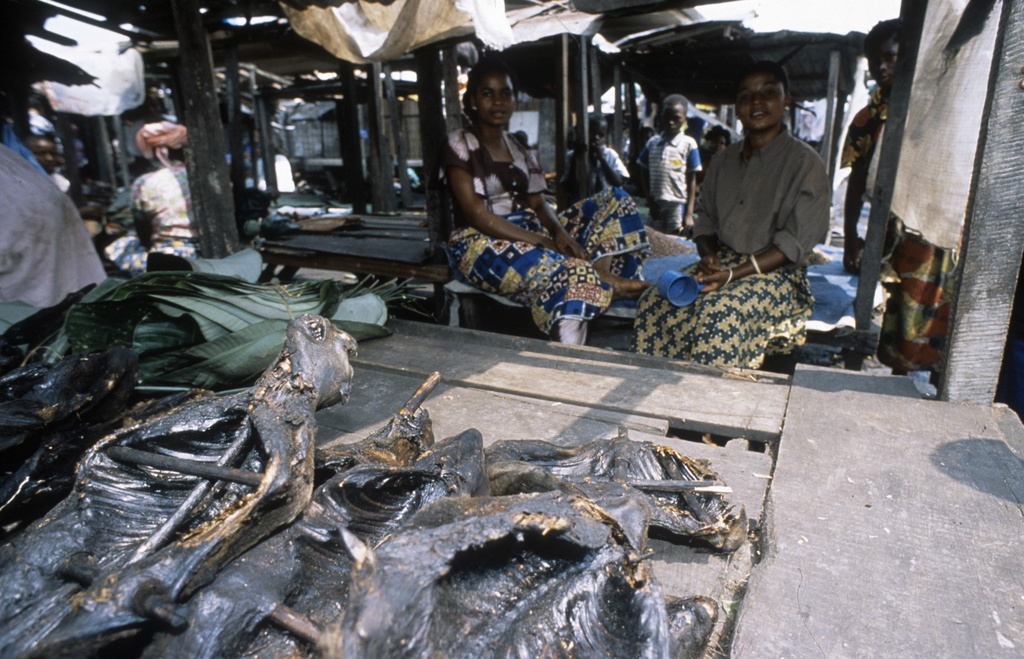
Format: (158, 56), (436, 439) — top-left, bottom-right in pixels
(695, 252), (722, 277)
(554, 232), (587, 259)
(695, 267), (732, 294)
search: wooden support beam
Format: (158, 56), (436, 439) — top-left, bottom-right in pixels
(96, 116), (117, 189)
(625, 71), (640, 168)
(54, 113), (82, 206)
(115, 114), (133, 189)
(384, 63), (413, 209)
(170, 0), (239, 258)
(224, 43), (246, 217)
(853, 0), (927, 329)
(256, 93), (278, 194)
(414, 47), (456, 262)
(556, 34), (570, 210)
(819, 49), (841, 181)
(573, 36), (592, 201)
(612, 63), (624, 156)
(828, 92), (848, 187)
(367, 62), (397, 214)
(338, 62), (367, 215)
(941, 0), (1024, 404)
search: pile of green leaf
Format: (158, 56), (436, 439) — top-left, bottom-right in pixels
(52, 272), (400, 392)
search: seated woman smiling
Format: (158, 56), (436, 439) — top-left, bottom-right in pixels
(440, 57), (652, 345)
(632, 61), (830, 368)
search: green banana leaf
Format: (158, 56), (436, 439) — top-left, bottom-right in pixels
(57, 271), (402, 392)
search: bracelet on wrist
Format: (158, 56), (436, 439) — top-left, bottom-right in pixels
(750, 255), (762, 275)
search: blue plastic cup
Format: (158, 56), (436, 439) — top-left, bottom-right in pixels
(657, 270), (703, 307)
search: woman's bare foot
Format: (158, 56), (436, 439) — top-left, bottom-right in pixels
(593, 257), (655, 300)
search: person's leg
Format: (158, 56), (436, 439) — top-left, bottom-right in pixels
(656, 200), (683, 235)
(550, 318), (588, 345)
(560, 187), (653, 299)
(450, 223), (612, 337)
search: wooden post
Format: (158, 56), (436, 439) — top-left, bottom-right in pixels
(224, 43), (246, 217)
(940, 0), (1024, 404)
(366, 62), (397, 214)
(338, 62), (367, 214)
(97, 116), (117, 189)
(556, 34), (570, 209)
(819, 50), (841, 181)
(170, 0), (239, 258)
(625, 71), (640, 168)
(415, 45), (460, 318)
(54, 113), (82, 205)
(853, 0), (926, 329)
(384, 63), (413, 209)
(612, 63), (624, 156)
(256, 93), (278, 194)
(115, 114), (133, 189)
(573, 36), (591, 202)
(828, 92), (848, 186)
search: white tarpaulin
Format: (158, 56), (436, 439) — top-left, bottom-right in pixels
(31, 41), (146, 117)
(889, 0), (1001, 249)
(282, 0), (599, 64)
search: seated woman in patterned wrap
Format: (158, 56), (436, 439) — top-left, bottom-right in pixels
(440, 56), (653, 346)
(631, 61), (829, 368)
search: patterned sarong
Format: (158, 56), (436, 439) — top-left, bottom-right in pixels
(877, 232), (956, 372)
(447, 187), (649, 334)
(105, 235), (199, 277)
(631, 244), (814, 368)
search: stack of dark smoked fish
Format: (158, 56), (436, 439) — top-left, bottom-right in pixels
(0, 314), (746, 659)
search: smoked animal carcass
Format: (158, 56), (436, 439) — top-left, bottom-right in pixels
(0, 315), (356, 658)
(0, 346), (138, 532)
(145, 429), (486, 658)
(486, 436), (747, 551)
(333, 491), (718, 658)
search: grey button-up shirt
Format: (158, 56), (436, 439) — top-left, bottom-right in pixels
(693, 128), (829, 266)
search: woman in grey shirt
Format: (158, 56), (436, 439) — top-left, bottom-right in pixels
(632, 61), (829, 368)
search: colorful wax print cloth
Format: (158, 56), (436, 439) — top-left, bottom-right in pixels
(631, 244), (814, 368)
(131, 162), (196, 242)
(104, 235), (199, 277)
(438, 128), (546, 225)
(447, 187), (649, 334)
(877, 228), (956, 372)
(841, 86), (887, 171)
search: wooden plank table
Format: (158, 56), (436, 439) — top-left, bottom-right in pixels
(346, 319), (792, 443)
(732, 364), (1024, 656)
(260, 215), (451, 283)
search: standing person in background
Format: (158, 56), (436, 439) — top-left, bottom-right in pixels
(105, 121), (197, 275)
(841, 18), (954, 375)
(638, 96), (701, 237)
(841, 18), (902, 275)
(561, 114), (630, 205)
(696, 125), (731, 188)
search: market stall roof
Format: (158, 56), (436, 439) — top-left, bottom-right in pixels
(616, 28), (866, 104)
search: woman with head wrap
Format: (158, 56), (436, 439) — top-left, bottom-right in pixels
(105, 121), (198, 275)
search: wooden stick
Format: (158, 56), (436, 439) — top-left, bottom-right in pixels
(271, 605), (323, 645)
(107, 446), (262, 488)
(399, 371), (441, 416)
(628, 479), (732, 494)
